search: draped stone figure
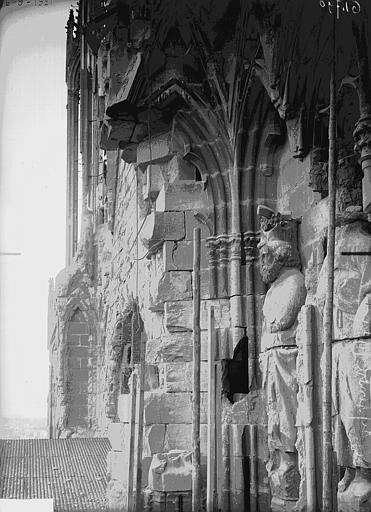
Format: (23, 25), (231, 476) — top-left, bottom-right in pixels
(317, 217), (371, 512)
(257, 205), (307, 511)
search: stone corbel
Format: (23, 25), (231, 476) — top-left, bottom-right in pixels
(286, 105), (306, 159)
(140, 211), (186, 258)
(120, 143), (138, 164)
(142, 164), (165, 203)
(100, 118), (147, 151)
(258, 115), (283, 176)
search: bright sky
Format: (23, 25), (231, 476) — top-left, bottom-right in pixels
(0, 0), (71, 419)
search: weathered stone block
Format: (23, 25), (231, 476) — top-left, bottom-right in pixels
(155, 271), (192, 304)
(141, 212), (185, 255)
(156, 182), (206, 212)
(165, 299), (230, 332)
(143, 164), (165, 202)
(148, 451), (192, 492)
(162, 362), (208, 392)
(200, 268), (210, 299)
(137, 133), (173, 164)
(107, 479), (127, 512)
(145, 331), (208, 363)
(68, 334), (81, 346)
(107, 450), (129, 483)
(141, 456), (153, 488)
(143, 391), (208, 424)
(144, 365), (160, 391)
(68, 357), (83, 370)
(108, 422), (131, 451)
(165, 424), (207, 455)
(68, 409), (89, 427)
(164, 301), (192, 332)
(69, 368), (89, 382)
(117, 394), (132, 423)
(69, 346), (89, 358)
(168, 155), (197, 181)
(69, 393), (87, 406)
(79, 334), (90, 347)
(184, 211), (211, 240)
(143, 424), (166, 457)
(162, 240), (208, 271)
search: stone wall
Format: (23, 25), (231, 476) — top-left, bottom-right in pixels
(100, 134), (218, 510)
(51, 3), (371, 510)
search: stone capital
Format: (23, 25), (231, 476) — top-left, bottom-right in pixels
(243, 232), (259, 262)
(354, 115), (371, 155)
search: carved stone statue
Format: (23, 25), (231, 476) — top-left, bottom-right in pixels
(317, 217), (371, 511)
(257, 205), (307, 511)
(308, 148), (363, 212)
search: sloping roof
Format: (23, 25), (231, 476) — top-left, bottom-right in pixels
(0, 438), (110, 512)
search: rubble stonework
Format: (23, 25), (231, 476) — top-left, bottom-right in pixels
(47, 1), (371, 511)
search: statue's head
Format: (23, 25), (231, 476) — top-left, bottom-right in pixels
(257, 205), (300, 284)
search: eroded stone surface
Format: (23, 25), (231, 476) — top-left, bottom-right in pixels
(317, 220), (371, 509)
(148, 451), (193, 492)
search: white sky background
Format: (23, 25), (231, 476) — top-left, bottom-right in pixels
(0, 0), (71, 419)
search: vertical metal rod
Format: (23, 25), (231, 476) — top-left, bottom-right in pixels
(134, 334), (145, 511)
(303, 306), (316, 512)
(249, 424), (258, 511)
(192, 227), (202, 512)
(127, 371), (138, 512)
(322, 10), (337, 512)
(207, 306), (216, 512)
